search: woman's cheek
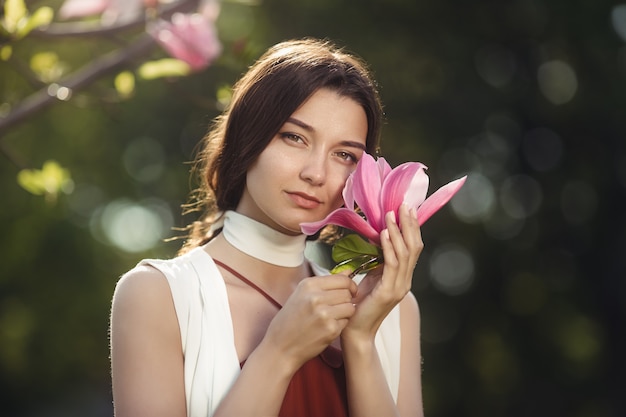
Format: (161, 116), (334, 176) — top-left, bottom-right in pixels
(330, 195), (344, 211)
(329, 178), (348, 209)
(325, 165), (354, 211)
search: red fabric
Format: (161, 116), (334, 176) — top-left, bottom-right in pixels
(278, 345), (348, 417)
(217, 258), (349, 416)
(241, 346), (348, 417)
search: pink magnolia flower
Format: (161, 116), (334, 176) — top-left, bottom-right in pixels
(147, 12), (222, 71)
(301, 153), (467, 246)
(59, 0), (145, 24)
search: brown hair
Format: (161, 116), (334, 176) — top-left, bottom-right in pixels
(179, 38), (384, 253)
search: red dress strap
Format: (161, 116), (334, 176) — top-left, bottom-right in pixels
(213, 258), (348, 416)
(213, 258), (282, 310)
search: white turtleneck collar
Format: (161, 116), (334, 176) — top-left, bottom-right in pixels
(221, 210), (307, 267)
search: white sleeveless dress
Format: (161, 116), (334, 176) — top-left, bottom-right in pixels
(140, 244), (401, 417)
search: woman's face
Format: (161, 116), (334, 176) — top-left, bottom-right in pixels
(237, 88), (368, 235)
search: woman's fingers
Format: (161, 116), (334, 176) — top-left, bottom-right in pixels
(384, 205), (424, 265)
(381, 208), (406, 272)
(375, 204), (424, 296)
(303, 287), (357, 310)
(400, 205), (424, 257)
(266, 275), (358, 366)
(328, 302), (357, 321)
(312, 274), (358, 297)
(343, 205), (425, 339)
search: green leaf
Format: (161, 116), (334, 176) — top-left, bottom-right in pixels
(332, 234), (380, 263)
(3, 0), (27, 34)
(330, 254), (382, 275)
(1, 45), (12, 61)
(17, 160), (72, 198)
(30, 51), (65, 82)
(330, 234), (382, 275)
(216, 84), (233, 108)
(17, 169), (45, 195)
(331, 260), (361, 274)
(138, 59), (191, 80)
(115, 71), (135, 98)
(16, 6), (54, 38)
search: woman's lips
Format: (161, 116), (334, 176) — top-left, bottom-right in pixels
(287, 192), (321, 209)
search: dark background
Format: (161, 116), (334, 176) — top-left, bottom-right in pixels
(1, 0), (625, 416)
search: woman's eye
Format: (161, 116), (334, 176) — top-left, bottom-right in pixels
(280, 133), (304, 143)
(335, 151), (358, 163)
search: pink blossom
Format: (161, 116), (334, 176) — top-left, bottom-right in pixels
(301, 153), (467, 246)
(58, 0), (145, 23)
(59, 0), (109, 19)
(198, 0), (221, 21)
(147, 12), (222, 71)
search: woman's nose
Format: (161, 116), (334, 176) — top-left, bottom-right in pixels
(299, 154), (327, 185)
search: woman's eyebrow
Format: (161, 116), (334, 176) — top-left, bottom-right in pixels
(286, 117), (367, 151)
(340, 140), (367, 151)
(286, 117), (314, 131)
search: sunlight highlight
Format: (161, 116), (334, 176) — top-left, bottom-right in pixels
(90, 198), (173, 253)
(429, 243), (475, 296)
(537, 60), (578, 105)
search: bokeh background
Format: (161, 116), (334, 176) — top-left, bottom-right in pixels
(1, 0), (625, 416)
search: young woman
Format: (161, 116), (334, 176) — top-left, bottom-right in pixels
(110, 38), (424, 417)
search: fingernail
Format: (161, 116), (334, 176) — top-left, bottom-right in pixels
(387, 211), (396, 224)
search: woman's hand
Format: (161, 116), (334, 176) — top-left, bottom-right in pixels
(260, 274), (358, 371)
(343, 203), (424, 343)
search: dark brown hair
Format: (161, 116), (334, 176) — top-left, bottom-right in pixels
(179, 38), (384, 253)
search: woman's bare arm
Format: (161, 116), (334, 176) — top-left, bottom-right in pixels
(342, 204), (424, 417)
(110, 266), (186, 417)
(396, 292), (424, 417)
(342, 293), (423, 417)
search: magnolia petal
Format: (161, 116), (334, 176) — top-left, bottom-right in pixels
(148, 13), (221, 71)
(199, 0), (221, 21)
(300, 208), (381, 245)
(59, 0), (109, 19)
(380, 162), (428, 227)
(401, 164), (429, 208)
(351, 153), (385, 233)
(101, 0), (144, 25)
(342, 174), (355, 210)
(416, 176), (467, 225)
(377, 156), (393, 179)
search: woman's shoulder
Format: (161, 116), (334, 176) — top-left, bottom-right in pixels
(113, 264), (172, 311)
(110, 266), (178, 353)
(119, 247), (226, 308)
(133, 246), (215, 283)
(113, 247), (208, 309)
(138, 246), (208, 269)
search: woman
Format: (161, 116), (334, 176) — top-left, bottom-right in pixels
(110, 38), (424, 417)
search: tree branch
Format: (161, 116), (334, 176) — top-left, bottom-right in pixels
(30, 0), (200, 38)
(0, 0), (205, 140)
(0, 34), (157, 138)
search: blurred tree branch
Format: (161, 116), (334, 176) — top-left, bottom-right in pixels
(0, 34), (156, 141)
(0, 0), (201, 141)
(29, 0), (199, 38)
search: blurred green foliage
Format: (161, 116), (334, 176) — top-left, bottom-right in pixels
(1, 0), (625, 416)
